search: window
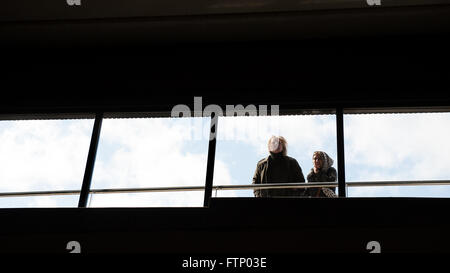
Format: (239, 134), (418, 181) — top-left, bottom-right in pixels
(213, 114), (338, 197)
(0, 119), (94, 207)
(345, 112), (450, 197)
(89, 116), (210, 207)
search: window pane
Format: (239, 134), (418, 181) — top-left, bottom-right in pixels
(214, 115), (338, 197)
(344, 113), (450, 197)
(0, 119), (93, 208)
(90, 117), (209, 207)
(0, 119), (94, 193)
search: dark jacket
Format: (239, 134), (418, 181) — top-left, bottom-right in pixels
(306, 167), (337, 197)
(252, 153), (305, 197)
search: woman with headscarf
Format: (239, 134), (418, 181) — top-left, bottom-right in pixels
(252, 136), (306, 197)
(306, 151), (338, 198)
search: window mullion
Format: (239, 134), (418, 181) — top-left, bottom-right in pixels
(78, 112), (103, 208)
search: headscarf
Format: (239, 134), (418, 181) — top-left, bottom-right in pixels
(313, 151), (334, 171)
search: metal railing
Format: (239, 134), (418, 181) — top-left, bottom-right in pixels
(1, 180), (450, 198)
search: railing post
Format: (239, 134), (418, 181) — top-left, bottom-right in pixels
(336, 107), (347, 197)
(78, 112), (103, 208)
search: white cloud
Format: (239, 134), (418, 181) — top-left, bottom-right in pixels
(345, 113), (450, 196)
(212, 159), (241, 198)
(89, 117), (234, 207)
(345, 113), (450, 180)
(91, 118), (209, 188)
(0, 120), (93, 193)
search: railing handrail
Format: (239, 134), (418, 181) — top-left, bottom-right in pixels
(1, 180), (450, 197)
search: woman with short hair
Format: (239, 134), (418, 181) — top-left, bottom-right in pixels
(252, 136), (305, 197)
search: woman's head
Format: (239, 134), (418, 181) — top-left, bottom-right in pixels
(268, 136), (287, 156)
(313, 151), (334, 171)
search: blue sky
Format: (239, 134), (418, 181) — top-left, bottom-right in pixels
(1, 112), (450, 207)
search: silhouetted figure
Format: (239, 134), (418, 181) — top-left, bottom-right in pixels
(306, 151), (337, 198)
(252, 136), (305, 197)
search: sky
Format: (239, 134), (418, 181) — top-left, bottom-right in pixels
(1, 112), (450, 208)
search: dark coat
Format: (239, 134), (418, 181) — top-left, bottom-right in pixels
(252, 153), (305, 197)
(306, 167), (337, 197)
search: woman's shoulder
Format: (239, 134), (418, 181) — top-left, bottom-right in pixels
(257, 157), (269, 167)
(285, 155), (301, 164)
(306, 169), (315, 180)
(327, 166), (337, 174)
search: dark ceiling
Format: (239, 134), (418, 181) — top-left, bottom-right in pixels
(1, 4), (450, 116)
